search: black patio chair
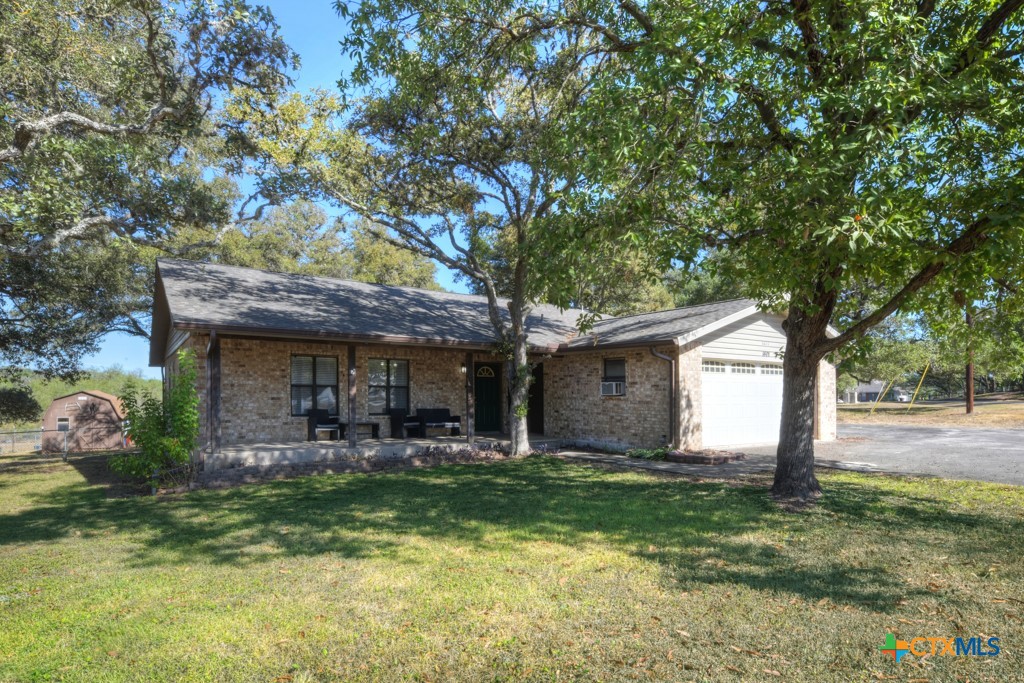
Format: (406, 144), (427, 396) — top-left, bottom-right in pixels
(307, 408), (341, 442)
(389, 408), (422, 438)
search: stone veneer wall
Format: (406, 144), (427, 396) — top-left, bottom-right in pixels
(543, 345), (676, 450)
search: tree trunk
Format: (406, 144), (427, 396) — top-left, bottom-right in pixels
(772, 311), (826, 501)
(506, 279), (531, 457)
(506, 339), (531, 456)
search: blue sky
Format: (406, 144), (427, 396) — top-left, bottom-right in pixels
(83, 1), (465, 379)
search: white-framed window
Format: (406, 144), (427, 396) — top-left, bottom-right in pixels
(761, 364), (784, 375)
(731, 362), (756, 374)
(56, 417), (70, 432)
(702, 360), (726, 373)
(601, 358), (626, 396)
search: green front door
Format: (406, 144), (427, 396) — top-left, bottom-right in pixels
(474, 363), (502, 432)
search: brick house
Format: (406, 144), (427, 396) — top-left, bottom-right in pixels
(149, 259), (836, 466)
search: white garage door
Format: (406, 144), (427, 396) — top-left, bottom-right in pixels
(701, 360), (784, 447)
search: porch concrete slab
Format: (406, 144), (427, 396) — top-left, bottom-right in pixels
(206, 435), (563, 471)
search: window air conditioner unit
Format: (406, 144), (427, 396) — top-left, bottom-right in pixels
(600, 381), (625, 397)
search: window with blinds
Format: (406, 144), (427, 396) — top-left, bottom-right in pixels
(290, 355), (338, 416)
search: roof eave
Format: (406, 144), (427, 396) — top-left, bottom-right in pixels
(558, 336), (678, 352)
(169, 320), (562, 355)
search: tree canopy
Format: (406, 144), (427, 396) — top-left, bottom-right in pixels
(167, 201), (442, 288)
(440, 0), (1024, 498)
(229, 0), (604, 454)
(1, 0), (296, 378)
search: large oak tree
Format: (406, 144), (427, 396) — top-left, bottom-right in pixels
(0, 0), (295, 378)
(432, 0), (1024, 498)
(231, 5), (597, 455)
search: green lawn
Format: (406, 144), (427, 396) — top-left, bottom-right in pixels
(1, 455), (1021, 682)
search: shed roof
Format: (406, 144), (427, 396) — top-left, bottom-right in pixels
(48, 390), (126, 419)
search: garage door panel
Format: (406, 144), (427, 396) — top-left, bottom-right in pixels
(702, 364), (784, 447)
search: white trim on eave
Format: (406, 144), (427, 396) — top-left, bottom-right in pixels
(673, 305), (842, 346)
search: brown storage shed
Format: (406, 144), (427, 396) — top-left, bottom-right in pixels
(41, 391), (126, 453)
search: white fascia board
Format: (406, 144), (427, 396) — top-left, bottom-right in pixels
(674, 304), (761, 346)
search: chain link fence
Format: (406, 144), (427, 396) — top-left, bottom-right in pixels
(0, 429), (44, 456)
(0, 427), (129, 457)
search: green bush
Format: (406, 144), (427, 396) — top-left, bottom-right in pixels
(625, 447), (670, 461)
(110, 350), (200, 481)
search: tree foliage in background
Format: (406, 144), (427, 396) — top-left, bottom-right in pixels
(110, 350), (199, 481)
(458, 230), (674, 316)
(455, 0), (1024, 498)
(0, 0), (296, 378)
(167, 201), (442, 288)
(0, 366), (162, 428)
(839, 317), (934, 388)
(0, 387), (42, 425)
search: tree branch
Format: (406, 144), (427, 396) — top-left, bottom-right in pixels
(790, 0), (825, 81)
(0, 107), (176, 164)
(951, 0), (1024, 76)
(820, 216), (995, 354)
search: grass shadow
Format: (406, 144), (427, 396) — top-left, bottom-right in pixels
(1, 456), (1019, 612)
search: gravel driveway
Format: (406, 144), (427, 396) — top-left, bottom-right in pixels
(744, 423), (1024, 485)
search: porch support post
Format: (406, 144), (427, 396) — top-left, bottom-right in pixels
(465, 351), (475, 445)
(347, 345), (358, 448)
(207, 331), (222, 455)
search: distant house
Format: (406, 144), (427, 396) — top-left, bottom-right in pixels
(149, 259), (838, 470)
(41, 391), (126, 453)
(843, 381), (910, 404)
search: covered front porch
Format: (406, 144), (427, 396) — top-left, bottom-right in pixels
(205, 434), (562, 471)
(195, 333), (526, 452)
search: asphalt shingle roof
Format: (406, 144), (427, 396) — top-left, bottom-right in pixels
(154, 259), (583, 351)
(150, 259), (760, 363)
(569, 298), (756, 348)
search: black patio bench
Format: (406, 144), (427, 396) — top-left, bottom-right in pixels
(339, 421), (380, 440)
(307, 410), (380, 442)
(389, 408), (461, 438)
